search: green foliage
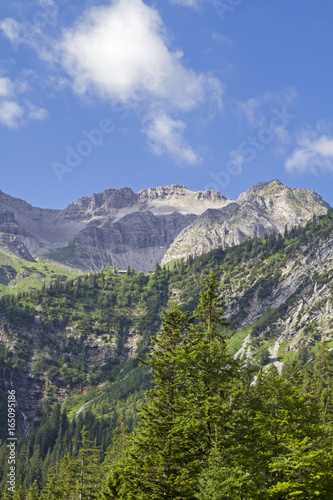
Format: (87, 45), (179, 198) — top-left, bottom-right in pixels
(198, 365), (333, 499)
(43, 426), (101, 500)
(109, 305), (198, 499)
(186, 271), (235, 450)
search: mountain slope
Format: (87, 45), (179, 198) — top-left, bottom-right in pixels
(46, 210), (197, 272)
(1, 210), (333, 430)
(0, 248), (81, 295)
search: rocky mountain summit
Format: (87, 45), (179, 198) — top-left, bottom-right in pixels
(0, 181), (330, 271)
(162, 180), (330, 264)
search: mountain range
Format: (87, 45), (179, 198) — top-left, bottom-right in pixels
(0, 180), (330, 272)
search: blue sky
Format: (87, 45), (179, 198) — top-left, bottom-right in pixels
(1, 0), (333, 209)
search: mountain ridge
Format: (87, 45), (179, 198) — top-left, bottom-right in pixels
(0, 180), (330, 272)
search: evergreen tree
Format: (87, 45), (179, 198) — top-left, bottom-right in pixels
(43, 427), (101, 500)
(43, 457), (77, 500)
(26, 480), (41, 500)
(312, 343), (333, 426)
(186, 271), (235, 452)
(103, 412), (130, 471)
(103, 304), (198, 499)
(198, 365), (333, 499)
(1, 488), (12, 500)
(75, 428), (101, 500)
(103, 273), (237, 499)
(12, 486), (25, 500)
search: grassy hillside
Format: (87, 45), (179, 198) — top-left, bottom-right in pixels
(0, 249), (82, 295)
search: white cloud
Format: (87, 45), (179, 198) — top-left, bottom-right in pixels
(54, 0), (222, 163)
(0, 77), (13, 97)
(0, 99), (48, 128)
(285, 132), (333, 174)
(234, 87), (297, 127)
(0, 17), (48, 57)
(26, 101), (48, 121)
(0, 73), (48, 129)
(143, 110), (199, 164)
(58, 0), (222, 110)
(0, 18), (21, 43)
(228, 149), (245, 173)
(0, 101), (24, 128)
(0, 0), (222, 158)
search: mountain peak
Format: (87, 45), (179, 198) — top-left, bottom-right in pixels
(237, 180), (330, 211)
(237, 180), (283, 200)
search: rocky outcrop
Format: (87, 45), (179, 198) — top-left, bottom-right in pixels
(214, 225), (333, 365)
(162, 181), (329, 265)
(0, 233), (35, 262)
(0, 185), (232, 271)
(54, 211), (196, 272)
(0, 181), (330, 272)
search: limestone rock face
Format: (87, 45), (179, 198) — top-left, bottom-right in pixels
(162, 181), (330, 265)
(0, 185), (230, 271)
(0, 233), (35, 262)
(0, 181), (329, 272)
(61, 211), (197, 272)
(220, 229), (333, 363)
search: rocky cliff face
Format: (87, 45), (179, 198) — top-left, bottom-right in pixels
(0, 233), (35, 262)
(55, 211), (197, 272)
(0, 181), (329, 272)
(0, 185), (230, 271)
(220, 225), (333, 367)
(162, 181), (330, 265)
(0, 319), (116, 426)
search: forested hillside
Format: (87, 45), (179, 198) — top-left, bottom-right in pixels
(0, 211), (333, 497)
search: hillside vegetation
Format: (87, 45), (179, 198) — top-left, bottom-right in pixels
(0, 211), (333, 496)
(0, 273), (332, 498)
(0, 249), (81, 295)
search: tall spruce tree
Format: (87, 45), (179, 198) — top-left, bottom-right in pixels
(26, 480), (41, 500)
(102, 272), (236, 499)
(197, 365), (333, 499)
(312, 343), (333, 428)
(186, 271), (236, 453)
(104, 304), (199, 499)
